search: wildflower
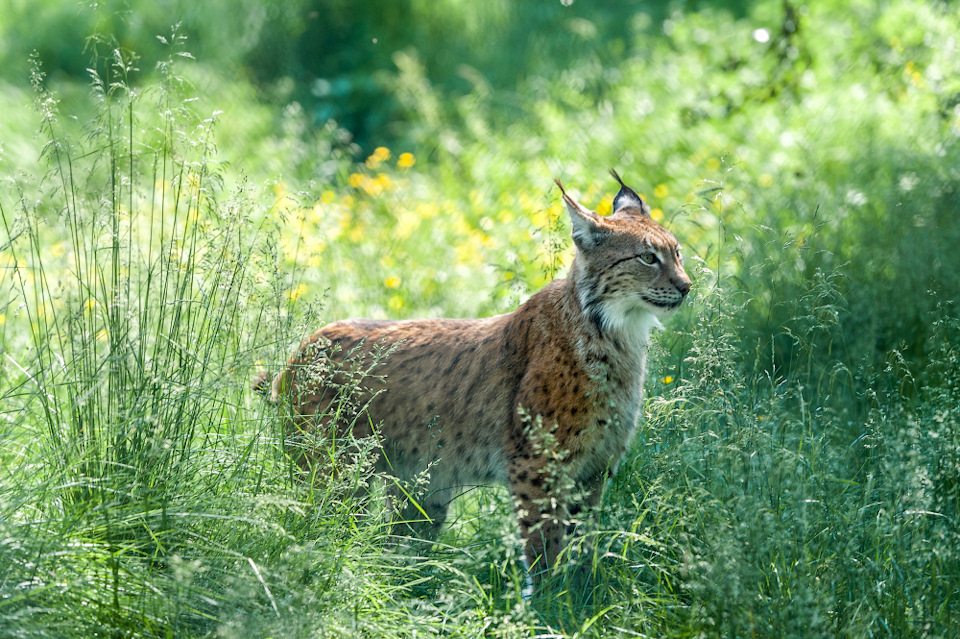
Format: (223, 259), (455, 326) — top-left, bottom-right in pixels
(377, 173), (393, 192)
(395, 210), (420, 240)
(909, 69), (924, 88)
(650, 208), (664, 222)
(596, 196), (613, 216)
(388, 295), (404, 311)
(348, 226), (365, 242)
(654, 184), (669, 199)
(397, 152), (416, 169)
(384, 276), (401, 289)
(321, 190), (336, 204)
(759, 174), (774, 188)
(417, 202), (439, 218)
(348, 173), (365, 189)
(531, 207), (551, 228)
(661, 375), (674, 384)
(366, 146), (390, 169)
(287, 283), (308, 301)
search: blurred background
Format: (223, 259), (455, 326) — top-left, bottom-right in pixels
(2, 0), (957, 368)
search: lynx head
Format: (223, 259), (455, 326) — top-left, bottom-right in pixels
(556, 171), (691, 341)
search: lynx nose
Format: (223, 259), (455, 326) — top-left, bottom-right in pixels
(676, 280), (691, 297)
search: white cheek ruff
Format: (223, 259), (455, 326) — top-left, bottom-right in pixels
(595, 296), (663, 354)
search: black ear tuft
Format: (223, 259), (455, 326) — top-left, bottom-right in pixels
(610, 169), (650, 217)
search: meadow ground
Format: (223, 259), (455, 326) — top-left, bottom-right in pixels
(1, 1), (958, 637)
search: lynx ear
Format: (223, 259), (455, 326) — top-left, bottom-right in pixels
(610, 169), (651, 217)
(555, 179), (606, 249)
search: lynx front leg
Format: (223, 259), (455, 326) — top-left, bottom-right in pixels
(569, 469), (609, 522)
(508, 458), (570, 579)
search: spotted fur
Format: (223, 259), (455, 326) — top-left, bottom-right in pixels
(257, 171), (691, 585)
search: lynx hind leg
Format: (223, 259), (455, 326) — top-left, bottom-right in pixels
(380, 476), (452, 558)
(389, 487), (450, 543)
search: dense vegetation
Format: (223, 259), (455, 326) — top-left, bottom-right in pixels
(1, 1), (957, 636)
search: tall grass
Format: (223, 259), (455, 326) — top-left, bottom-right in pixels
(0, 41), (425, 638)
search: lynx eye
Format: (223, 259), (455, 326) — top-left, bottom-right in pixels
(638, 251), (659, 266)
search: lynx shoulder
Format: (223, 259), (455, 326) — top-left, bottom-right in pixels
(257, 171), (691, 584)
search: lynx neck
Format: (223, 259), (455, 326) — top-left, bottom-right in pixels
(564, 260), (659, 370)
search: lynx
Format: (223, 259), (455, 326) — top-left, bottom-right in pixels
(256, 171), (691, 584)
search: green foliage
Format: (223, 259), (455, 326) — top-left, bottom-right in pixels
(1, 0), (959, 637)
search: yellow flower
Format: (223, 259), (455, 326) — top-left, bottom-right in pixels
(418, 202), (439, 218)
(397, 152), (416, 169)
(366, 146), (391, 169)
(321, 190), (336, 204)
(348, 173), (365, 189)
(394, 210), (420, 240)
(384, 276), (401, 289)
(388, 295), (404, 311)
(661, 375), (675, 384)
(650, 208), (664, 222)
(759, 173), (774, 188)
(596, 196), (613, 216)
(654, 184), (669, 199)
(377, 173), (393, 191)
(96, 329), (109, 342)
(706, 157), (721, 172)
(286, 283), (308, 301)
(0, 313), (5, 326)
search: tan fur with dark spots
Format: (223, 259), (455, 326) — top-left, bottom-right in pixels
(259, 171), (691, 585)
